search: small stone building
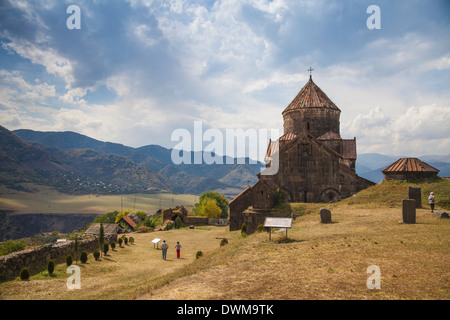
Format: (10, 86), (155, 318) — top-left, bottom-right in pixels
(230, 75), (375, 232)
(162, 206), (188, 223)
(84, 223), (121, 241)
(381, 158), (439, 181)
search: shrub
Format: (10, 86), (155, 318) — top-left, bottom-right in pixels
(129, 237), (134, 244)
(123, 237), (128, 245)
(0, 239), (27, 256)
(137, 226), (152, 233)
(20, 267), (30, 280)
(110, 241), (116, 250)
(103, 243), (109, 255)
(118, 238), (123, 247)
(196, 251), (203, 259)
(174, 216), (182, 229)
(241, 223), (247, 235)
(80, 251), (88, 263)
(220, 239), (228, 247)
(257, 224), (265, 233)
(47, 260), (55, 275)
(66, 254), (73, 266)
(93, 250), (100, 260)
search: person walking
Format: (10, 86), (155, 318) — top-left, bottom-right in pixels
(175, 241), (182, 259)
(428, 192), (435, 213)
(161, 240), (169, 260)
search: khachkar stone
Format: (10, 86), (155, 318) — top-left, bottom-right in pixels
(320, 208), (332, 223)
(408, 186), (421, 208)
(402, 199), (416, 224)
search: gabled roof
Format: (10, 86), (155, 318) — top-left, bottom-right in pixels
(382, 158), (439, 173)
(120, 215), (137, 229)
(318, 131), (341, 140)
(85, 223), (121, 235)
(282, 76), (340, 114)
(229, 186), (252, 205)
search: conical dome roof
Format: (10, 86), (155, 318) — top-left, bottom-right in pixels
(282, 76), (340, 114)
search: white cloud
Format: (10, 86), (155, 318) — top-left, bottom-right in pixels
(3, 39), (75, 88)
(0, 70), (56, 110)
(344, 104), (450, 156)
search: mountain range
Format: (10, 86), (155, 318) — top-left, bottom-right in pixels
(0, 125), (263, 196)
(1, 125), (449, 197)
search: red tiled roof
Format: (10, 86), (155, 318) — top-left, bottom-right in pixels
(121, 215), (137, 228)
(382, 158), (439, 173)
(282, 77), (340, 114)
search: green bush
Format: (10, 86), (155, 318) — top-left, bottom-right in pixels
(103, 243), (109, 255)
(0, 239), (27, 256)
(118, 238), (123, 247)
(47, 260), (55, 275)
(93, 250), (100, 260)
(196, 251), (203, 259)
(257, 224), (265, 233)
(123, 237), (128, 245)
(241, 223), (247, 234)
(20, 267), (30, 281)
(129, 237), (134, 244)
(174, 216), (182, 229)
(80, 251), (88, 263)
(110, 241), (116, 250)
(66, 254), (73, 266)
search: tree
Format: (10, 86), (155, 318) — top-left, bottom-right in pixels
(198, 198), (222, 219)
(73, 236), (79, 264)
(95, 210), (119, 224)
(174, 216), (182, 229)
(115, 210), (132, 223)
(98, 222), (105, 257)
(193, 191), (229, 218)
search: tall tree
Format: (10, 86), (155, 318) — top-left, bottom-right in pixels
(73, 236), (79, 264)
(198, 198), (222, 219)
(194, 191), (229, 218)
(98, 222), (105, 257)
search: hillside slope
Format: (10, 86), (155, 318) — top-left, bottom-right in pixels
(140, 179), (450, 300)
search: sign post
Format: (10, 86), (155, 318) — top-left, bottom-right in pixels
(152, 238), (161, 249)
(263, 217), (293, 241)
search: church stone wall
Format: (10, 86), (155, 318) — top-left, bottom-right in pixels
(283, 108), (340, 138)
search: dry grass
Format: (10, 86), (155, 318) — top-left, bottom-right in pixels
(142, 205), (449, 300)
(1, 180), (449, 300)
(0, 226), (233, 300)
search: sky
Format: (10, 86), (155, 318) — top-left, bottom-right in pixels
(0, 0), (449, 160)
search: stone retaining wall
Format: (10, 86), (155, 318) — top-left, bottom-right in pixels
(0, 234), (115, 280)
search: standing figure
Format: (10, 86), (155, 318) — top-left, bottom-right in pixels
(428, 192), (435, 213)
(161, 240), (169, 260)
(175, 241), (182, 259)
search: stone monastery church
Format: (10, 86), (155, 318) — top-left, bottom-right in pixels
(229, 74), (375, 232)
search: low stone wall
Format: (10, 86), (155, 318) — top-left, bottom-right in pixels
(185, 216), (209, 225)
(0, 234), (115, 280)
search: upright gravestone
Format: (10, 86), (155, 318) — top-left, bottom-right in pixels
(408, 186), (421, 208)
(320, 208), (332, 224)
(402, 199), (416, 224)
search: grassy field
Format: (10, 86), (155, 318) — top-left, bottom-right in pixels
(0, 179), (449, 300)
(0, 184), (197, 215)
